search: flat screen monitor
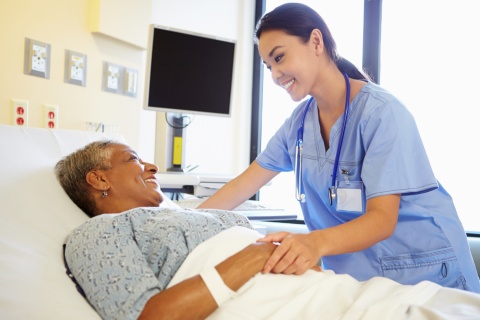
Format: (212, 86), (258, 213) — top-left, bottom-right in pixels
(144, 24), (235, 117)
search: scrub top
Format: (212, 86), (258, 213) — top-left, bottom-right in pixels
(256, 82), (480, 293)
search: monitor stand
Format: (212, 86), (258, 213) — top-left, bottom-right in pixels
(166, 113), (198, 172)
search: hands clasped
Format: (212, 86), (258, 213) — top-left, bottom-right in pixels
(257, 232), (322, 275)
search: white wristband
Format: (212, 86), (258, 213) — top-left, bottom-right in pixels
(200, 267), (235, 306)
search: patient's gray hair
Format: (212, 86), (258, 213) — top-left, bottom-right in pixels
(55, 140), (118, 218)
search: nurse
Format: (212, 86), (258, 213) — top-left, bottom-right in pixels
(199, 3), (480, 292)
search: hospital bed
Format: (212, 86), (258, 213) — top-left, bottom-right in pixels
(0, 124), (479, 319)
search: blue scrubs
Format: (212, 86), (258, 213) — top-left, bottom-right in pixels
(256, 82), (480, 293)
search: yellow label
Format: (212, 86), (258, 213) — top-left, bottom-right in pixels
(172, 137), (183, 165)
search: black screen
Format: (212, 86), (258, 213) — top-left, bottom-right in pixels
(145, 26), (235, 116)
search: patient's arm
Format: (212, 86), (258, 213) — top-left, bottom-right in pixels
(139, 241), (277, 320)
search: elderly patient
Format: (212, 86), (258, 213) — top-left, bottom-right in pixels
(56, 140), (280, 320)
(56, 140), (480, 320)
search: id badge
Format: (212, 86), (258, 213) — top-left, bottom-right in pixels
(336, 180), (364, 213)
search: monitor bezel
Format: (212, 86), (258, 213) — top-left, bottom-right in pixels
(143, 24), (236, 117)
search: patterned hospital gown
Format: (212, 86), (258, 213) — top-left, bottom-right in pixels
(64, 207), (254, 320)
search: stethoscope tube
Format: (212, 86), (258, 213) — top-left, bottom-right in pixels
(295, 73), (351, 205)
(294, 97), (312, 203)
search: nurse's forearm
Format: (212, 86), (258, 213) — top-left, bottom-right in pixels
(198, 161), (277, 210)
(321, 195), (399, 255)
(198, 177), (252, 210)
(314, 194), (400, 256)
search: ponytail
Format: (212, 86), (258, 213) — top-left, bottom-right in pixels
(335, 57), (370, 81)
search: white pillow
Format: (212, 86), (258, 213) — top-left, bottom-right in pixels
(0, 125), (126, 319)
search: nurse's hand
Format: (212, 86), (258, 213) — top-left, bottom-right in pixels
(257, 232), (321, 275)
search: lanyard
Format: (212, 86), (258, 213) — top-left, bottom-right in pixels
(296, 72), (351, 204)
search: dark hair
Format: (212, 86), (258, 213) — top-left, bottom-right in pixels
(255, 3), (369, 81)
(55, 140), (118, 217)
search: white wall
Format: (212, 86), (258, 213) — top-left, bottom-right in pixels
(0, 0), (152, 158)
(0, 0), (254, 175)
(152, 0), (254, 174)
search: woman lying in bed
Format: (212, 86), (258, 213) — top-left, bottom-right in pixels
(55, 140), (480, 320)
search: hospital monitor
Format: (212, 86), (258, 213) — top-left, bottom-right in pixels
(144, 24), (236, 117)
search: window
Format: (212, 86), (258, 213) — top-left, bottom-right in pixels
(255, 0), (479, 232)
(258, 0), (364, 218)
(381, 0), (480, 232)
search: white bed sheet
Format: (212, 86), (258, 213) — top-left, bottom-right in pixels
(170, 226), (480, 320)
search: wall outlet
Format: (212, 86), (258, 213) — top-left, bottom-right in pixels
(24, 38), (51, 79)
(65, 50), (87, 86)
(43, 104), (59, 129)
(11, 99), (29, 126)
(103, 61), (122, 93)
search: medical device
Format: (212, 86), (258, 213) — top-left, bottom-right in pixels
(294, 73), (351, 205)
(144, 24), (236, 171)
(144, 24), (236, 117)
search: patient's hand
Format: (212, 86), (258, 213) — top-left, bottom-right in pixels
(257, 232), (321, 275)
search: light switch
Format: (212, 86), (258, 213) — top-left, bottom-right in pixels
(123, 67), (138, 97)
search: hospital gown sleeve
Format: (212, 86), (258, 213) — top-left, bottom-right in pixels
(65, 217), (161, 320)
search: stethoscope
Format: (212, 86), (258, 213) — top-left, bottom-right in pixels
(295, 72), (351, 205)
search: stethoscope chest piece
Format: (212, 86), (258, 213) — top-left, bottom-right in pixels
(328, 186), (336, 206)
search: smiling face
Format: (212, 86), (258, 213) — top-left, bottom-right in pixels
(258, 29), (324, 102)
(99, 143), (163, 212)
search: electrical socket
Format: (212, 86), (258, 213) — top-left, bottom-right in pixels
(43, 104), (59, 129)
(11, 99), (29, 126)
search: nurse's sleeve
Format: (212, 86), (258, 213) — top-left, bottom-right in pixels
(256, 116), (296, 172)
(361, 102), (438, 199)
(65, 220), (161, 320)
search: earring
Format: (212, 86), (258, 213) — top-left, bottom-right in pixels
(101, 189), (108, 198)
